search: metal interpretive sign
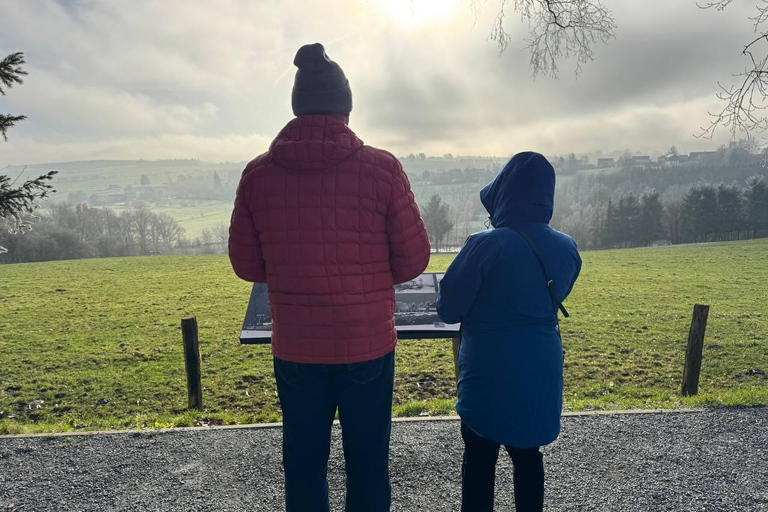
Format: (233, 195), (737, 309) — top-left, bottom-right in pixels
(239, 272), (460, 344)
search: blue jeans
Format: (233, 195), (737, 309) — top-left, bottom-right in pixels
(274, 350), (395, 512)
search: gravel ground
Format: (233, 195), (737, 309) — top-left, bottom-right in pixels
(1, 408), (767, 511)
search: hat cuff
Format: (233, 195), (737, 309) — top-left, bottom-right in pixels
(292, 81), (353, 116)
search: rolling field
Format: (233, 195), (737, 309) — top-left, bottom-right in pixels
(1, 240), (767, 434)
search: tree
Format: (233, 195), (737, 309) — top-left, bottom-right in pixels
(213, 171), (222, 190)
(745, 174), (768, 237)
(421, 194), (454, 250)
(140, 174), (150, 186)
(211, 222), (229, 245)
(200, 227), (214, 246)
(638, 189), (664, 246)
(602, 198), (619, 247)
(566, 153), (579, 172)
(617, 151), (633, 168)
(130, 207), (153, 255)
(615, 192), (641, 247)
(716, 183), (744, 240)
(117, 212), (135, 255)
(668, 145), (679, 156)
(0, 52), (57, 254)
(602, 192), (643, 247)
(150, 212), (185, 251)
(664, 200), (684, 245)
(681, 183), (720, 243)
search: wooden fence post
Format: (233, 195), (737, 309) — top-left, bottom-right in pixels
(181, 317), (203, 410)
(681, 304), (710, 397)
(451, 337), (461, 384)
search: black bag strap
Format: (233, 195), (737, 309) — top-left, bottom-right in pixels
(504, 227), (570, 318)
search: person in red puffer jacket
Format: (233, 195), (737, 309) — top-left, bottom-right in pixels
(229, 43), (430, 512)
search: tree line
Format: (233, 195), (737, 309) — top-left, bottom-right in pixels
(561, 176), (768, 250)
(0, 204), (201, 263)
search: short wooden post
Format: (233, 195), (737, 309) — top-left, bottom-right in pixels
(181, 316), (203, 410)
(451, 337), (461, 383)
(681, 304), (710, 397)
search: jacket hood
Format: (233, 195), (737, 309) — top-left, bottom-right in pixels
(480, 152), (555, 227)
(270, 115), (364, 170)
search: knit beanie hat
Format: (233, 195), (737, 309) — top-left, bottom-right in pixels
(292, 43), (353, 116)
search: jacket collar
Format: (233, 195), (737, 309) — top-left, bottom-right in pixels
(270, 115), (364, 170)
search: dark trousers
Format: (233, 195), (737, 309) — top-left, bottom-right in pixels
(274, 350), (395, 512)
(461, 421), (544, 512)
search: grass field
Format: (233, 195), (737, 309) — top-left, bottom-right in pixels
(1, 240), (767, 434)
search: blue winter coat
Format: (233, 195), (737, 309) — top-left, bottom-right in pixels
(436, 152), (582, 449)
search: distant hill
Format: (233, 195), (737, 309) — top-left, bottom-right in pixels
(5, 159), (241, 176)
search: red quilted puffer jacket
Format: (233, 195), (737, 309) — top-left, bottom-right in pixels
(229, 115), (430, 364)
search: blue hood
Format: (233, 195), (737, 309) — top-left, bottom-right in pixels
(480, 152), (555, 227)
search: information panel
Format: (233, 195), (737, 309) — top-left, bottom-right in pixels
(240, 272), (460, 344)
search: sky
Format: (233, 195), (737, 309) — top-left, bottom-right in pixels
(0, 0), (759, 164)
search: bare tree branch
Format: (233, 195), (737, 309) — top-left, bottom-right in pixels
(411, 0), (614, 77)
(698, 1), (768, 142)
(475, 0), (616, 77)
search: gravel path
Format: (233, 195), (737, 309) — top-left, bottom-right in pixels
(1, 408), (767, 511)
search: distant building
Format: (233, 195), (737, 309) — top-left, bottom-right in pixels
(631, 155), (652, 165)
(688, 151), (719, 162)
(596, 157), (616, 168)
(658, 154), (681, 166)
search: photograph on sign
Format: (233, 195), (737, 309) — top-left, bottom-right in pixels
(240, 272), (460, 344)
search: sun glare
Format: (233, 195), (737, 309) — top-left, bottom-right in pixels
(370, 0), (463, 28)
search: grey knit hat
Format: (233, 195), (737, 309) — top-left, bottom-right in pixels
(291, 43), (352, 116)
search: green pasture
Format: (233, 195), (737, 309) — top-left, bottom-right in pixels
(1, 240), (767, 434)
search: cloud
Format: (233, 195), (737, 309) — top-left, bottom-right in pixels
(11, 68), (220, 137)
(0, 0), (754, 164)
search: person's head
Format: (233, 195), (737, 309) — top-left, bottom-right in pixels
(480, 152), (555, 228)
(291, 43), (352, 121)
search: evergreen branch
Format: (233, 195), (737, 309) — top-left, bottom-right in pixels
(0, 114), (27, 142)
(0, 170), (58, 253)
(0, 52), (28, 95)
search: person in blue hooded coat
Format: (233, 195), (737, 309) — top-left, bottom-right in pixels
(436, 152), (581, 512)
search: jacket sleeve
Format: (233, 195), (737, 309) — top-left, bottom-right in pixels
(386, 162), (431, 284)
(436, 234), (499, 325)
(561, 237), (582, 301)
(228, 168), (267, 283)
